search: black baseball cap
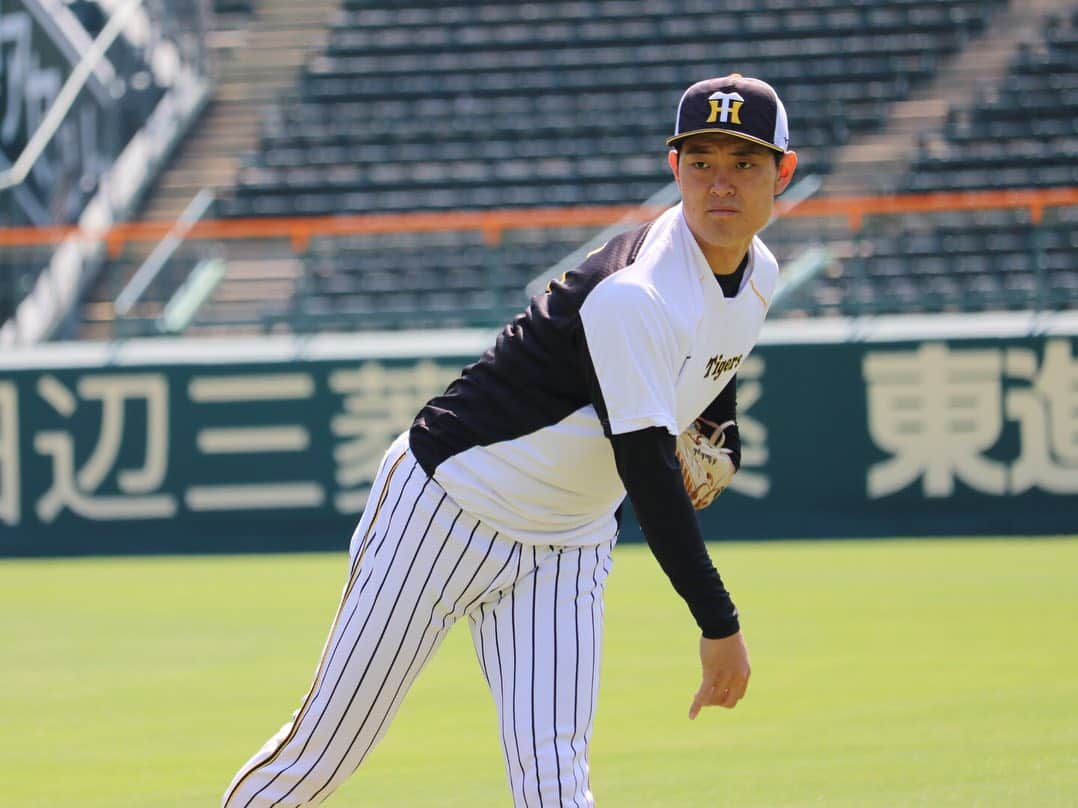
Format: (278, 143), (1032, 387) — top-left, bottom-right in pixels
(667, 74), (790, 153)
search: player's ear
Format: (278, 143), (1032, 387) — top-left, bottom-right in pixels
(668, 148), (680, 182)
(774, 150), (798, 196)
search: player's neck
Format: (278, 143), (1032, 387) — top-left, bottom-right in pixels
(691, 233), (753, 276)
(704, 243), (752, 276)
(714, 252), (750, 280)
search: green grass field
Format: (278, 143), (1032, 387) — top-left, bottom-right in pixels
(3, 536), (1076, 807)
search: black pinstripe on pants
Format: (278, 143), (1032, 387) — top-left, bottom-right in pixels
(223, 441), (615, 807)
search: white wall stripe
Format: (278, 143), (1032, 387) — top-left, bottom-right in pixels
(189, 374), (314, 402)
(186, 483), (323, 511)
(196, 426), (309, 454)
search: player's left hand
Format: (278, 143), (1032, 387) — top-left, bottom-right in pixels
(689, 631), (751, 719)
(676, 418), (737, 509)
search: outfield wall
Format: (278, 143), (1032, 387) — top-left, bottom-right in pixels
(1, 313), (1076, 556)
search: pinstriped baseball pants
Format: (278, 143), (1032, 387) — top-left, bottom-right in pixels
(223, 436), (615, 807)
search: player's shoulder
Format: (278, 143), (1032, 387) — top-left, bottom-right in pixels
(584, 264), (663, 311)
(567, 221), (654, 288)
(538, 220), (655, 320)
(580, 238), (688, 335)
(752, 235), (780, 273)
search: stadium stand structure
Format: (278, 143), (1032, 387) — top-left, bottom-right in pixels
(777, 5), (1078, 318)
(188, 0), (1013, 334)
(0, 0), (211, 344)
(223, 0), (1011, 218)
(75, 0), (338, 339)
(911, 11), (1078, 194)
(6, 0), (1075, 340)
(0, 0), (164, 323)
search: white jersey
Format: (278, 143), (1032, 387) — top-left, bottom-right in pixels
(410, 204), (778, 546)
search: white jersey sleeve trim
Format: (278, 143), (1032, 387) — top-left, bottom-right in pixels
(606, 411), (679, 435)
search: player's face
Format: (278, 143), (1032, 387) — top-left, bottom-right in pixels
(669, 134), (797, 273)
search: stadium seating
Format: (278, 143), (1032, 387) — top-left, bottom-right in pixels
(781, 9), (1078, 319)
(224, 0), (1006, 220)
(909, 10), (1078, 192)
(279, 226), (596, 331)
(790, 214), (1076, 317)
(15, 0), (1078, 338)
(216, 0), (1013, 332)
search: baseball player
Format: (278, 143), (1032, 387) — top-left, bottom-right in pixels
(223, 73), (797, 807)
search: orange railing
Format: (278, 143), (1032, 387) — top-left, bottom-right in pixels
(779, 187), (1078, 229)
(2, 187), (1076, 254)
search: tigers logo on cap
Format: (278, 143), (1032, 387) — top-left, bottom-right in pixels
(707, 91), (743, 125)
(667, 74), (790, 153)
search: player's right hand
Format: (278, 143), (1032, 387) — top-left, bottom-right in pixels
(688, 631), (751, 719)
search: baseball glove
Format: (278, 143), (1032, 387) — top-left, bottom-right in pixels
(676, 418), (737, 510)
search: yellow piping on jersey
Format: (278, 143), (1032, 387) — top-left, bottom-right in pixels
(750, 279), (769, 308)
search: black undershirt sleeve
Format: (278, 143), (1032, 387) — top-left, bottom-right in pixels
(609, 427), (740, 639)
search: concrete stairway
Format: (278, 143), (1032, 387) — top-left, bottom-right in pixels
(79, 0), (337, 340)
(142, 0), (338, 222)
(761, 0), (1072, 310)
(820, 0), (1071, 196)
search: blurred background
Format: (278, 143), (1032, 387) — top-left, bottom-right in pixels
(1, 0), (1076, 554)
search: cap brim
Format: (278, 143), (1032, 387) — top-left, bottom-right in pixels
(666, 127), (787, 153)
